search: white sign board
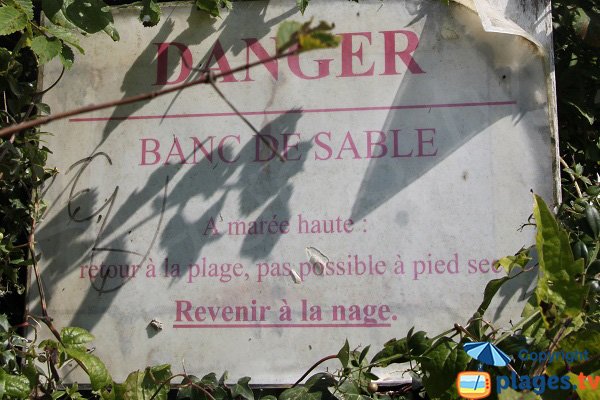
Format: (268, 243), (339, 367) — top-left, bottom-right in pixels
(32, 0), (556, 384)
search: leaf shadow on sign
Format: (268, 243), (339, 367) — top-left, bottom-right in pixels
(95, 7), (217, 150)
(33, 110), (309, 344)
(347, 1), (550, 318)
(96, 3), (297, 150)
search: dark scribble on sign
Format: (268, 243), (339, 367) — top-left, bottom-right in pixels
(67, 152), (169, 294)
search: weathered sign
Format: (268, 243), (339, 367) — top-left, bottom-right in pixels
(31, 0), (556, 384)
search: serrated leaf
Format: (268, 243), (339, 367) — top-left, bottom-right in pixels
(337, 339), (350, 368)
(533, 195), (587, 326)
(46, 25), (84, 53)
(140, 0), (160, 27)
(195, 0), (220, 18)
(7, 0), (33, 20)
(232, 377), (254, 400)
(0, 6), (28, 36)
(64, 348), (112, 391)
(61, 326), (94, 350)
(296, 0), (310, 14)
(31, 36), (63, 65)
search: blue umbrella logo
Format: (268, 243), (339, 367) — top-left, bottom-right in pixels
(463, 342), (511, 367)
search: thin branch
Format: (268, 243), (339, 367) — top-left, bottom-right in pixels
(532, 318), (572, 377)
(209, 76), (285, 161)
(559, 156), (583, 198)
(0, 49), (298, 139)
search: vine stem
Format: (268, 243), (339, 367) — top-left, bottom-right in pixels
(0, 49), (298, 139)
(292, 354), (338, 387)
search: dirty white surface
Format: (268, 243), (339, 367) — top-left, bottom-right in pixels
(32, 0), (556, 384)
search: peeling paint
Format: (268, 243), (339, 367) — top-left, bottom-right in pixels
(305, 247), (329, 275)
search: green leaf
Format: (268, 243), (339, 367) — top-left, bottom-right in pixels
(64, 348), (112, 391)
(498, 387), (541, 400)
(406, 330), (431, 356)
(0, 370), (5, 399)
(418, 338), (469, 398)
(334, 380), (370, 400)
(371, 338), (409, 367)
(572, 240), (589, 265)
(298, 30), (340, 51)
(0, 314), (9, 332)
(337, 339), (350, 368)
(61, 326), (94, 351)
(276, 21), (302, 53)
(195, 0), (220, 18)
(42, 0), (78, 30)
(5, 373), (30, 399)
(533, 195), (587, 325)
(566, 101), (595, 125)
(59, 44), (74, 68)
(585, 205), (600, 239)
(140, 0), (160, 27)
(305, 373), (337, 390)
(0, 6), (28, 36)
(495, 247), (532, 274)
(296, 0), (310, 15)
(65, 0), (119, 40)
(46, 24), (84, 53)
(567, 372), (600, 400)
(176, 376), (203, 400)
(31, 36), (63, 65)
(280, 386), (320, 400)
(546, 328), (600, 375)
(115, 364), (171, 400)
(232, 377), (254, 400)
(6, 0), (33, 21)
(358, 345), (370, 364)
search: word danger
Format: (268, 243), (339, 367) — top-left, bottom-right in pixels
(154, 30), (424, 85)
(139, 128), (438, 165)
